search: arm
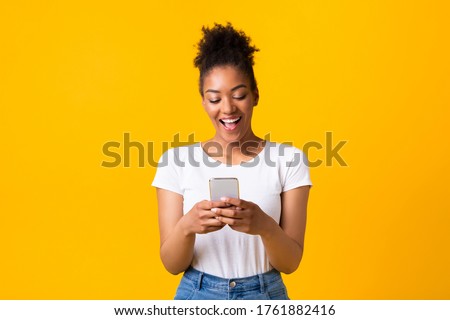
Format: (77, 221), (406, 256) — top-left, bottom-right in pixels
(261, 185), (310, 274)
(156, 188), (195, 275)
(215, 185), (310, 274)
(156, 188), (228, 275)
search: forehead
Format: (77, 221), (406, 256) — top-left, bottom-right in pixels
(203, 66), (250, 92)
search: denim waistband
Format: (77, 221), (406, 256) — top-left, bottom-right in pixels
(182, 267), (282, 293)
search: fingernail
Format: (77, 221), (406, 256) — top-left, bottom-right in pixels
(221, 197), (228, 201)
(211, 208), (218, 213)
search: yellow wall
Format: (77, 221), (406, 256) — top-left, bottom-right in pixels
(1, 0), (449, 299)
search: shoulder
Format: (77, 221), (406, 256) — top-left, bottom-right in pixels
(267, 142), (306, 163)
(268, 142), (312, 190)
(263, 141), (310, 173)
(158, 143), (200, 164)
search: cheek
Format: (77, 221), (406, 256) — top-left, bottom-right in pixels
(204, 107), (218, 121)
(243, 106), (254, 119)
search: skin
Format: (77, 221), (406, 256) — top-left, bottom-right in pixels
(156, 65), (310, 275)
(200, 65), (262, 164)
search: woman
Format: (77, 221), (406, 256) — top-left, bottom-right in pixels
(152, 22), (311, 300)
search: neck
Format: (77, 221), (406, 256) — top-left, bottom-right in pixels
(203, 130), (265, 164)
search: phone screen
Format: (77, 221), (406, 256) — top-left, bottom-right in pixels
(209, 178), (239, 201)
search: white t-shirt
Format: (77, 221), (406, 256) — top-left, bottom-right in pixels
(152, 141), (312, 278)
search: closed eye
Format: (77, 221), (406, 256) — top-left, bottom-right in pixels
(209, 99), (220, 104)
(233, 95), (246, 100)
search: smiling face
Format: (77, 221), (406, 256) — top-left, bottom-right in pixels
(202, 65), (259, 145)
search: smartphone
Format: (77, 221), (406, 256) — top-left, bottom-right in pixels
(209, 178), (240, 201)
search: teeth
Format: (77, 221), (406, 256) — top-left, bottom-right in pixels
(222, 117), (240, 123)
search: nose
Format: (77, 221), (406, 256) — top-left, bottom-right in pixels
(221, 97), (236, 114)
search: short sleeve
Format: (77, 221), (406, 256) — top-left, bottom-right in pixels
(151, 149), (183, 195)
(282, 148), (312, 192)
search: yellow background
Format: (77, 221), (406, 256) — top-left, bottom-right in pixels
(1, 0), (449, 299)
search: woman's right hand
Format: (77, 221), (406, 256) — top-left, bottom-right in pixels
(182, 200), (230, 235)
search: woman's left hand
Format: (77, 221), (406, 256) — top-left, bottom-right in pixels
(211, 197), (274, 236)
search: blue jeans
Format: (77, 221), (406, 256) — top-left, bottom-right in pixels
(174, 267), (289, 300)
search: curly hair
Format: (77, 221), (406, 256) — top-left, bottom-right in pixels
(194, 22), (259, 96)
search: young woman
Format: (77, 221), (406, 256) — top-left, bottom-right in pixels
(152, 23), (312, 300)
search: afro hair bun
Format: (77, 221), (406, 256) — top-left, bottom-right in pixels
(194, 22), (259, 95)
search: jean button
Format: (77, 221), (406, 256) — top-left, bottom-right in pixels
(229, 281), (236, 288)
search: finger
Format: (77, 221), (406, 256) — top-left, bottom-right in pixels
(220, 197), (247, 208)
(199, 200), (231, 210)
(200, 225), (225, 234)
(216, 216), (240, 226)
(204, 218), (226, 227)
(210, 200), (232, 208)
(200, 209), (220, 219)
(214, 208), (242, 219)
(214, 205), (239, 210)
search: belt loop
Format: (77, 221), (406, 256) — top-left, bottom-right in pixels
(196, 271), (204, 290)
(258, 273), (265, 294)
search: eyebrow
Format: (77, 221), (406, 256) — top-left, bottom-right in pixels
(205, 84), (247, 94)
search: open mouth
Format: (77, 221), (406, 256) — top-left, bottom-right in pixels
(219, 116), (242, 131)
